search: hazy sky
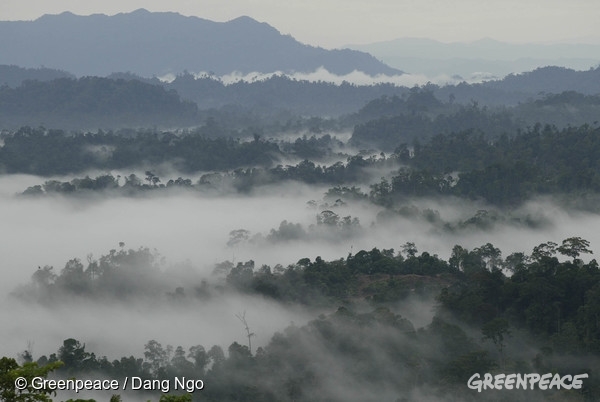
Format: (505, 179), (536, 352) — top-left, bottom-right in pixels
(2, 0), (599, 48)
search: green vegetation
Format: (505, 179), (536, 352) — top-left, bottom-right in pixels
(362, 123), (600, 206)
(0, 358), (63, 402)
(2, 68), (600, 133)
(1, 126), (284, 176)
(4, 239), (600, 401)
(0, 77), (198, 129)
(16, 122), (600, 210)
(3, 63), (600, 402)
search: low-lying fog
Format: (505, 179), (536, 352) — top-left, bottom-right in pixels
(1, 173), (599, 362)
(159, 67), (463, 88)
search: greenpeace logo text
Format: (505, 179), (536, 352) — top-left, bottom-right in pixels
(467, 373), (588, 392)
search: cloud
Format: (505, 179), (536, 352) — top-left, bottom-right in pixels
(2, 171), (599, 370)
(196, 67), (461, 87)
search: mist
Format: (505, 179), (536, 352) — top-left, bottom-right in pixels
(3, 169), (600, 362)
(3, 173), (599, 292)
(0, 166), (600, 401)
(176, 67), (463, 88)
(1, 6), (598, 400)
(0, 289), (317, 363)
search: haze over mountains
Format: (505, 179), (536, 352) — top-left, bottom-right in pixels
(2, 8), (598, 85)
(1, 62), (599, 130)
(3, 5), (600, 402)
(348, 37), (600, 82)
(0, 9), (401, 78)
(1, 8), (600, 129)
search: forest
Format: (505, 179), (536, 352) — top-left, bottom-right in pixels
(11, 122), (600, 210)
(3, 238), (599, 401)
(2, 66), (600, 130)
(2, 62), (600, 402)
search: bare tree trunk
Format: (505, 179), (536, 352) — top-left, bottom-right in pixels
(236, 311), (255, 354)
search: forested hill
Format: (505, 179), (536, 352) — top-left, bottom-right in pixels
(432, 66), (600, 106)
(10, 123), (600, 211)
(0, 77), (199, 129)
(0, 9), (401, 77)
(123, 65), (600, 112)
(160, 73), (411, 116)
(0, 65), (74, 87)
(482, 66), (600, 95)
(349, 90), (600, 150)
(2, 67), (600, 130)
(6, 239), (600, 401)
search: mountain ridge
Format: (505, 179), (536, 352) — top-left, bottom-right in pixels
(347, 37), (600, 80)
(2, 63), (599, 130)
(0, 9), (402, 78)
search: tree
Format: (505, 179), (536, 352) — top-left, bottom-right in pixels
(317, 210), (339, 226)
(32, 266), (56, 288)
(144, 171), (158, 187)
(0, 357), (63, 402)
(143, 340), (170, 377)
(557, 237), (592, 261)
(169, 346), (194, 377)
(159, 395), (192, 402)
(482, 318), (511, 369)
(187, 346), (208, 375)
(235, 311), (255, 355)
(504, 252), (528, 273)
(473, 243), (502, 271)
(58, 338), (94, 374)
(207, 345), (225, 369)
(531, 241), (558, 262)
(226, 261), (254, 290)
(227, 229), (250, 247)
(58, 259), (88, 294)
(401, 242), (418, 258)
(449, 245), (468, 271)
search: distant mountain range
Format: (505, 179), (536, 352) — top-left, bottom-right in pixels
(3, 9), (598, 83)
(0, 76), (199, 130)
(0, 65), (75, 87)
(348, 37), (600, 81)
(1, 62), (599, 131)
(0, 9), (402, 78)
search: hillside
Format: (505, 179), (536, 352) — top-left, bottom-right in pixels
(2, 66), (600, 129)
(0, 65), (74, 87)
(0, 9), (402, 78)
(348, 37), (600, 80)
(0, 76), (198, 129)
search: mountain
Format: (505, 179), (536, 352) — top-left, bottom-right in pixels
(0, 76), (199, 129)
(0, 65), (75, 87)
(347, 37), (600, 81)
(482, 66), (600, 95)
(3, 64), (597, 130)
(0, 9), (402, 78)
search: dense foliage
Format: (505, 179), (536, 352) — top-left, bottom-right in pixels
(350, 99), (518, 150)
(0, 77), (198, 129)
(0, 127), (284, 175)
(3, 63), (600, 402)
(369, 123), (600, 206)
(14, 122), (600, 209)
(2, 67), (600, 131)
(5, 239), (600, 401)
